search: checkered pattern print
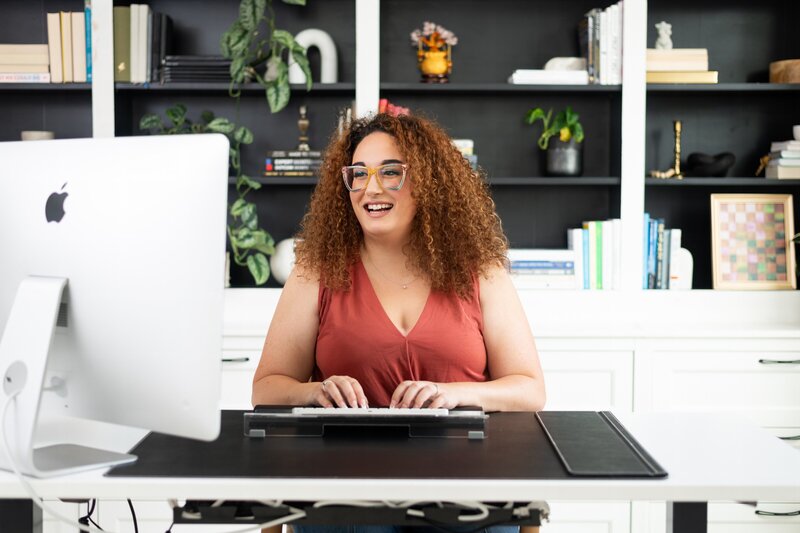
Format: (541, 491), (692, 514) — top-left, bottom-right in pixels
(717, 201), (787, 282)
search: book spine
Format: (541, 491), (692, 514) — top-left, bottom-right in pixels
(642, 212), (650, 288)
(567, 227), (585, 290)
(582, 221), (597, 289)
(654, 218), (665, 289)
(113, 6), (130, 82)
(71, 11), (87, 83)
(85, 1), (92, 82)
(668, 229), (682, 289)
(582, 228), (590, 289)
(647, 217), (658, 289)
(662, 229), (672, 289)
(601, 219), (613, 290)
(46, 12), (63, 83)
(60, 12), (73, 83)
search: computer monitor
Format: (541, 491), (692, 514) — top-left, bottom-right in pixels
(0, 134), (229, 478)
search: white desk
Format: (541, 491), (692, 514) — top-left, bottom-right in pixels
(1, 412), (799, 532)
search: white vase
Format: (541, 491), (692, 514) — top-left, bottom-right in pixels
(270, 238), (296, 286)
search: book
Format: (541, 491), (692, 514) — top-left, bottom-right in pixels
(0, 44), (49, 56)
(46, 13), (63, 83)
(0, 72), (51, 83)
(769, 158), (800, 167)
(113, 6), (131, 82)
(263, 170), (316, 177)
(60, 12), (73, 83)
(0, 64), (49, 73)
(266, 150), (322, 158)
(566, 227), (586, 289)
(0, 47), (49, 65)
(770, 140), (800, 152)
(642, 212), (650, 289)
(765, 166), (800, 179)
(508, 69), (589, 85)
(667, 228), (682, 290)
(646, 70), (718, 84)
(84, 0), (92, 82)
(646, 48), (709, 72)
(71, 11), (87, 83)
(770, 150), (800, 159)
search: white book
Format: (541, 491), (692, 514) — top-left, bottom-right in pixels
(768, 158), (800, 167)
(46, 13), (63, 83)
(0, 72), (51, 83)
(566, 227), (585, 290)
(138, 4), (150, 83)
(770, 140), (800, 152)
(0, 51), (49, 65)
(60, 12), (73, 83)
(0, 64), (49, 73)
(144, 5), (153, 82)
(611, 218), (622, 290)
(668, 229), (682, 289)
(601, 219), (613, 290)
(130, 4), (140, 83)
(770, 150), (800, 159)
(508, 70), (589, 85)
(71, 12), (86, 82)
(599, 8), (609, 84)
(609, 3), (620, 85)
(582, 221), (598, 289)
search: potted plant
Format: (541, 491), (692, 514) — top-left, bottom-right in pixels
(140, 105), (275, 285)
(525, 106), (585, 176)
(220, 0), (312, 113)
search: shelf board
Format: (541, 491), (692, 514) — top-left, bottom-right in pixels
(380, 82), (620, 93)
(647, 83), (800, 92)
(116, 82), (355, 93)
(0, 83), (92, 91)
(646, 177), (800, 185)
(229, 176), (318, 186)
(490, 177), (620, 185)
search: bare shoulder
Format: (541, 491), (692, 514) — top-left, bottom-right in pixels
(478, 262), (513, 292)
(279, 265), (321, 308)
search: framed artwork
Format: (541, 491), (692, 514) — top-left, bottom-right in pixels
(710, 194), (796, 290)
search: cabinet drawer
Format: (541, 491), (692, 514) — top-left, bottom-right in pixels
(637, 502), (800, 533)
(640, 352), (800, 427)
(539, 351), (633, 411)
(221, 352), (258, 410)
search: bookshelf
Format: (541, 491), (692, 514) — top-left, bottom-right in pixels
(1, 0), (799, 292)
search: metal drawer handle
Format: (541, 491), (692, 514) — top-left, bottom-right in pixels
(758, 359), (800, 365)
(779, 434), (800, 441)
(222, 357), (251, 363)
(755, 509), (800, 517)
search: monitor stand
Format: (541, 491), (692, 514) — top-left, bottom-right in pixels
(0, 276), (136, 478)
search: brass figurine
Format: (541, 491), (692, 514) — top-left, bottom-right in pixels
(297, 105), (311, 152)
(650, 120), (684, 179)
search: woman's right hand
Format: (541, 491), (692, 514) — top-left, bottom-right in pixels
(313, 375), (368, 408)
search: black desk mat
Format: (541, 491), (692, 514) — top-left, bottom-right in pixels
(107, 410), (666, 479)
(107, 410), (568, 479)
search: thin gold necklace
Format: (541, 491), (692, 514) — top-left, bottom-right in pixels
(363, 253), (417, 290)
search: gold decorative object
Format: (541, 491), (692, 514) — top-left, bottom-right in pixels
(410, 21), (458, 84)
(297, 105), (310, 151)
(650, 120), (684, 179)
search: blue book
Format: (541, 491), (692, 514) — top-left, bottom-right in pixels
(582, 228), (590, 289)
(85, 1), (92, 82)
(642, 212), (650, 289)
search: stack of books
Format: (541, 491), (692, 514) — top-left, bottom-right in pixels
(161, 55), (229, 83)
(0, 44), (52, 83)
(766, 139), (800, 179)
(507, 249), (578, 289)
(567, 219), (621, 290)
(264, 150), (323, 177)
(578, 1), (623, 85)
(646, 48), (718, 84)
(113, 4), (173, 83)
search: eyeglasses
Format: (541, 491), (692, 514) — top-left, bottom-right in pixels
(341, 163), (408, 192)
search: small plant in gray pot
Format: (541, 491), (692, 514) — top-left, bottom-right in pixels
(525, 106), (585, 176)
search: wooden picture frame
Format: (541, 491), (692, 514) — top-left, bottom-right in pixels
(711, 194), (796, 290)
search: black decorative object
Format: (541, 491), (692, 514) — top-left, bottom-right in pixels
(684, 152), (736, 177)
(546, 138), (583, 177)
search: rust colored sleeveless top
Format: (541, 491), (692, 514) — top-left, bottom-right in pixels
(315, 261), (488, 407)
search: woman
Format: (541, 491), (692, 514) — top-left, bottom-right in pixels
(252, 112), (545, 413)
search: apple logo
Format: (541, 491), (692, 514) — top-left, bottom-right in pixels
(45, 182), (68, 223)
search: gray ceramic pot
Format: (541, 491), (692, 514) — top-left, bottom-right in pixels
(546, 138), (583, 177)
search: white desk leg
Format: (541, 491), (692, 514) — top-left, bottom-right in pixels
(667, 502), (707, 533)
(0, 498), (42, 532)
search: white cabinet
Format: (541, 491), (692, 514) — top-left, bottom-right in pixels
(538, 350), (633, 411)
(98, 500), (236, 532)
(635, 502), (800, 533)
(42, 500), (82, 533)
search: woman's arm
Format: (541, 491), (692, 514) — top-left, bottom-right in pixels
(251, 267), (322, 407)
(403, 264), (545, 412)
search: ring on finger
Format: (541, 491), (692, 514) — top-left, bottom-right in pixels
(322, 380), (330, 388)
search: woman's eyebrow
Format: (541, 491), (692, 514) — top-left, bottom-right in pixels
(350, 159), (404, 166)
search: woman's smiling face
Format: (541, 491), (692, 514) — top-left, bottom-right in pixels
(349, 131), (417, 242)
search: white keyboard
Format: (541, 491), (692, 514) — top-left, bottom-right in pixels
(291, 407), (450, 417)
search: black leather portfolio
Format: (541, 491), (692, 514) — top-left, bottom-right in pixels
(107, 410), (667, 480)
(536, 411), (668, 477)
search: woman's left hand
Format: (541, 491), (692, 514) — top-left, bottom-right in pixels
(390, 380), (455, 409)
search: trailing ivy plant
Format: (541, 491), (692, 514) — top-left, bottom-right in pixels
(220, 0), (312, 113)
(140, 104), (275, 285)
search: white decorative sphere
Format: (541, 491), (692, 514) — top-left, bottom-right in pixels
(270, 238), (296, 285)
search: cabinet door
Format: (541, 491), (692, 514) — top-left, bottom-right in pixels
(634, 501), (800, 533)
(545, 501), (630, 533)
(637, 351), (800, 428)
(42, 500), (82, 533)
(538, 351), (633, 411)
(98, 500), (233, 532)
(221, 353), (259, 409)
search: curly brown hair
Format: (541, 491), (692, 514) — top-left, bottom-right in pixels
(294, 113), (508, 298)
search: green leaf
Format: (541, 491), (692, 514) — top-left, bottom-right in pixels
(291, 47), (312, 90)
(265, 62), (290, 113)
(252, 230), (276, 255)
(282, 0), (306, 5)
(230, 198), (249, 217)
(238, 174), (262, 191)
(271, 29), (295, 49)
(220, 22), (250, 58)
(229, 56), (249, 84)
(166, 104), (187, 128)
(206, 117), (236, 134)
(525, 108), (548, 125)
(239, 0), (265, 32)
(241, 203), (258, 230)
(573, 122), (585, 143)
(139, 113), (163, 131)
(234, 126), (254, 145)
(234, 227), (257, 248)
(246, 253), (270, 285)
(200, 111), (215, 125)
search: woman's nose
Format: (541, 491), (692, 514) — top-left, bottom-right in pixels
(364, 170), (384, 194)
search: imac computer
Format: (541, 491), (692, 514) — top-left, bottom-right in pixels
(0, 134), (229, 477)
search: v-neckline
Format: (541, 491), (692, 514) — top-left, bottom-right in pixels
(358, 260), (432, 338)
